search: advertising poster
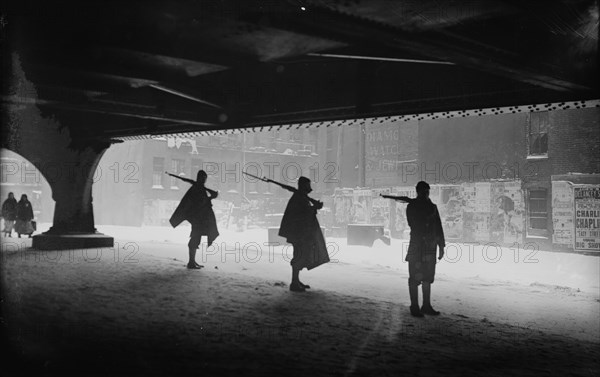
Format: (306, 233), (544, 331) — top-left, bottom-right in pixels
(490, 181), (506, 243)
(439, 185), (463, 239)
(333, 188), (354, 227)
(503, 180), (524, 244)
(574, 186), (600, 252)
(370, 188), (391, 227)
(389, 186), (415, 239)
(352, 189), (373, 223)
(462, 183), (477, 213)
(552, 181), (574, 246)
(488, 181), (525, 244)
(474, 213), (491, 242)
(474, 182), (491, 213)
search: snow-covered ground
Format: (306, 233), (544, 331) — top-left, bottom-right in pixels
(2, 224), (599, 376)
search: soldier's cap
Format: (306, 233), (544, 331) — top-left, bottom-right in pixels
(298, 176), (311, 187)
(416, 181), (430, 192)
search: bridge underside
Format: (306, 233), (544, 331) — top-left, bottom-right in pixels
(1, 0), (598, 248)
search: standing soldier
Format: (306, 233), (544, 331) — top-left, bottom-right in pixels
(405, 181), (445, 317)
(169, 170), (219, 269)
(279, 176), (330, 292)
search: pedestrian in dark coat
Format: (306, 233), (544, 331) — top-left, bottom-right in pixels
(170, 170), (219, 269)
(2, 192), (17, 237)
(406, 181), (445, 317)
(15, 194), (35, 238)
(279, 176), (329, 292)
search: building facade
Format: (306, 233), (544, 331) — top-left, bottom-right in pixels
(339, 107), (599, 253)
(94, 126), (359, 228)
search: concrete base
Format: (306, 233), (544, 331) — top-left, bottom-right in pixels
(32, 233), (114, 250)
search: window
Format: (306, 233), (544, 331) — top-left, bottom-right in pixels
(152, 157), (164, 188)
(170, 159), (185, 189)
(528, 189), (548, 230)
(528, 112), (549, 156)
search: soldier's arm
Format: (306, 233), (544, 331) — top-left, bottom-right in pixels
(180, 176), (196, 185)
(206, 187), (219, 199)
(434, 206), (445, 259)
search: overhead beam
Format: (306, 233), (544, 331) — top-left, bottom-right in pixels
(306, 53), (455, 65)
(21, 63), (226, 111)
(258, 6), (592, 92)
(148, 84), (223, 109)
(2, 95), (219, 128)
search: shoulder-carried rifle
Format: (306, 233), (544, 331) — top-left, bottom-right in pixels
(379, 194), (415, 203)
(165, 172), (219, 198)
(242, 171), (323, 209)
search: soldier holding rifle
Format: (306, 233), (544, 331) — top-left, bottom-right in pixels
(243, 172), (329, 292)
(168, 170), (219, 269)
(381, 181), (445, 317)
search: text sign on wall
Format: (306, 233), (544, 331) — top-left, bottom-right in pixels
(365, 120), (417, 187)
(574, 186), (600, 252)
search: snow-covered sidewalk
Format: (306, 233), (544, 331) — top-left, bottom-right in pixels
(1, 226), (599, 376)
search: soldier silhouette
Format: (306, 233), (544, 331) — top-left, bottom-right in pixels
(405, 181), (445, 317)
(279, 176), (330, 292)
(169, 170), (219, 269)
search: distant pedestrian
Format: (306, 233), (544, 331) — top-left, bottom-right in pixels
(15, 194), (35, 238)
(406, 181), (445, 317)
(2, 192), (17, 237)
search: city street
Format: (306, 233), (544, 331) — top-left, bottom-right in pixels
(2, 225), (598, 376)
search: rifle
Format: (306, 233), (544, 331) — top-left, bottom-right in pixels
(379, 194), (415, 203)
(242, 171), (323, 209)
(165, 172), (219, 198)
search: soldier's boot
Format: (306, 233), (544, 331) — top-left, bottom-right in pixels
(409, 282), (423, 317)
(421, 282), (440, 315)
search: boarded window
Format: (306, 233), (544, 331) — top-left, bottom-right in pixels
(528, 189), (548, 230)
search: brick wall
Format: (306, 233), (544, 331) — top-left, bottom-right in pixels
(549, 108), (600, 175)
(418, 113), (527, 184)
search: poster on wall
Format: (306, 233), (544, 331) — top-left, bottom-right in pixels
(389, 186), (415, 239)
(474, 182), (491, 213)
(552, 181), (574, 246)
(462, 183), (477, 213)
(574, 186), (600, 252)
(438, 185), (463, 239)
(490, 181), (506, 243)
(352, 189), (373, 223)
(370, 188), (391, 227)
(488, 181), (524, 244)
(503, 180), (524, 244)
(333, 189), (354, 227)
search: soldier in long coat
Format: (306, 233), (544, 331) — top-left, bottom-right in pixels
(279, 177), (329, 292)
(405, 181), (445, 317)
(170, 170), (219, 269)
